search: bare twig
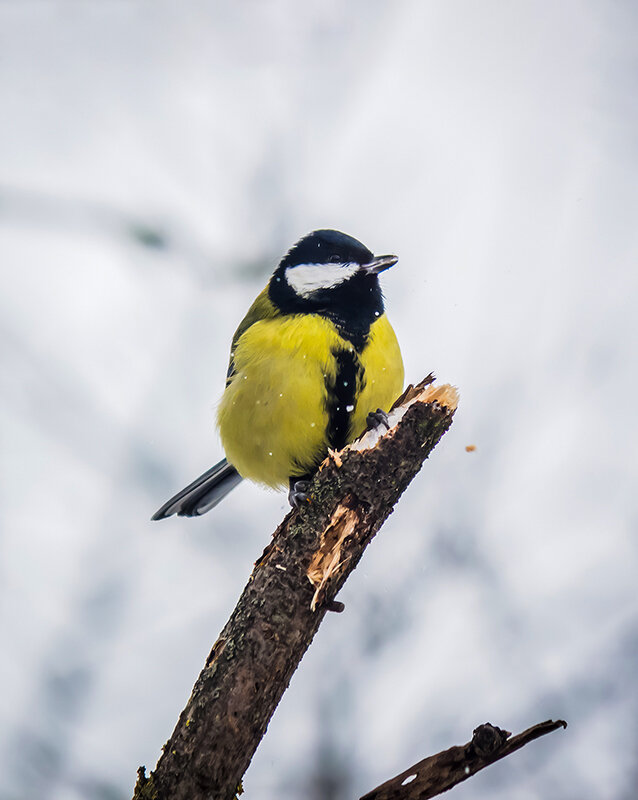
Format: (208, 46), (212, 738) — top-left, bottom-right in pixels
(360, 719), (568, 800)
(133, 376), (458, 800)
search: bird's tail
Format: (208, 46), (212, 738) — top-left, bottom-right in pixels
(151, 459), (243, 520)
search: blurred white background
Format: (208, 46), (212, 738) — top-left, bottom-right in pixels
(1, 2), (637, 799)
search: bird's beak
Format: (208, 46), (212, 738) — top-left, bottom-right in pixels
(360, 254), (398, 274)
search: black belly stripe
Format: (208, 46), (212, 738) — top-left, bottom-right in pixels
(325, 347), (364, 451)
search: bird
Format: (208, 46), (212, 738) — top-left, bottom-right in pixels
(151, 228), (404, 520)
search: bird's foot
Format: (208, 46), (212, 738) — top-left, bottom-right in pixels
(366, 408), (391, 432)
(288, 478), (311, 508)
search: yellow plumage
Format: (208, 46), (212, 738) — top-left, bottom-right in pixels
(151, 228), (404, 520)
(217, 290), (403, 487)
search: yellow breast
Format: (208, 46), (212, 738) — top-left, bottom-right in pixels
(217, 313), (403, 488)
(349, 315), (404, 440)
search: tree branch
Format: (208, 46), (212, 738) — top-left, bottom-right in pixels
(360, 719), (568, 800)
(133, 375), (458, 800)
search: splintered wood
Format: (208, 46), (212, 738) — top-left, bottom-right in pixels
(307, 380), (459, 611)
(139, 374), (458, 800)
(418, 383), (459, 411)
(307, 502), (360, 611)
(350, 379), (459, 452)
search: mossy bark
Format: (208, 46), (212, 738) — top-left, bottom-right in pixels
(133, 378), (457, 800)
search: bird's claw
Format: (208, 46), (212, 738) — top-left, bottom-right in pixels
(366, 408), (391, 432)
(288, 479), (311, 508)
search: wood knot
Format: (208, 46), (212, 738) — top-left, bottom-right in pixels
(469, 723), (511, 758)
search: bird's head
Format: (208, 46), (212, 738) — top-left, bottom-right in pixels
(269, 230), (397, 334)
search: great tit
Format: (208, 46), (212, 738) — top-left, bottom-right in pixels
(152, 229), (404, 519)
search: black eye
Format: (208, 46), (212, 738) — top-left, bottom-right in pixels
(328, 254), (341, 264)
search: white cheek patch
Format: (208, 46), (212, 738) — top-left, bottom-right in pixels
(285, 262), (360, 297)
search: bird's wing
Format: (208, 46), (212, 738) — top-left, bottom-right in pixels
(225, 286), (281, 385)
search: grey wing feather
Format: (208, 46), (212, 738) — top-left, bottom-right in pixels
(151, 459), (243, 520)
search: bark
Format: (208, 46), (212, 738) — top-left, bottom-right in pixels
(133, 376), (458, 800)
(360, 719), (568, 799)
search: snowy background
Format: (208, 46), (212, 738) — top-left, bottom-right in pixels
(1, 2), (637, 799)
